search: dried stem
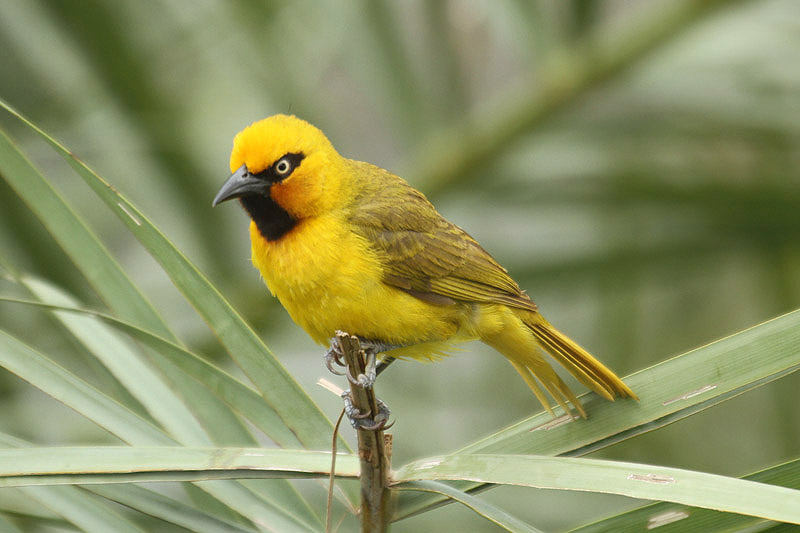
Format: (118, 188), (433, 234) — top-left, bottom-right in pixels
(335, 331), (394, 532)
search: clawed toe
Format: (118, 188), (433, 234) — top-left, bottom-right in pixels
(324, 338), (347, 375)
(326, 333), (396, 431)
(346, 350), (376, 389)
(341, 391), (392, 431)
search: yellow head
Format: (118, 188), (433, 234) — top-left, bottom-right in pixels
(214, 114), (342, 240)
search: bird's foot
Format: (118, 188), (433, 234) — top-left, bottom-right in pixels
(346, 348), (377, 389)
(358, 339), (403, 356)
(346, 339), (403, 388)
(341, 390), (393, 431)
(362, 340), (402, 378)
(324, 336), (347, 376)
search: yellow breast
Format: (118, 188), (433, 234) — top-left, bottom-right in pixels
(249, 215), (467, 352)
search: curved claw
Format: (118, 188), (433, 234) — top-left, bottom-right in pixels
(341, 390), (392, 431)
(345, 366), (374, 389)
(344, 349), (377, 389)
(324, 338), (347, 376)
(358, 417), (392, 431)
(345, 365), (361, 385)
(325, 354), (346, 376)
(351, 408), (372, 420)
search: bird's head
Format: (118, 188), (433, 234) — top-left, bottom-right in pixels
(213, 114), (342, 240)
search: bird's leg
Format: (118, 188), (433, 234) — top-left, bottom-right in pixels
(331, 333), (400, 431)
(341, 390), (393, 431)
(345, 338), (403, 389)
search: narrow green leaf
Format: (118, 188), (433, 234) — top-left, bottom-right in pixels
(395, 309), (800, 518)
(0, 125), (174, 342)
(0, 115), (257, 445)
(243, 479), (325, 530)
(0, 433), (153, 532)
(19, 485), (147, 533)
(0, 105), (355, 514)
(572, 458), (800, 533)
(393, 480), (543, 533)
(758, 524), (800, 533)
(394, 454), (800, 525)
(0, 98), (343, 453)
(87, 484), (258, 533)
(0, 329), (174, 446)
(0, 431), (322, 532)
(0, 513), (22, 533)
(0, 447), (360, 486)
(21, 277), (211, 445)
(0, 127), (267, 450)
(464, 309), (800, 457)
(15, 273), (260, 442)
(0, 488), (65, 526)
(181, 483), (254, 531)
(0, 293), (325, 528)
(191, 480), (320, 533)
(0, 296), (303, 449)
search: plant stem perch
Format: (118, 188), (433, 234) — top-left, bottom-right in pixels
(336, 331), (394, 532)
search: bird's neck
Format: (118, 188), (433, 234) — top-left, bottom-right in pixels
(239, 195), (297, 241)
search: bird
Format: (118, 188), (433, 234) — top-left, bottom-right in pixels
(213, 114), (637, 420)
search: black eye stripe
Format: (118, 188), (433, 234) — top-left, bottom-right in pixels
(253, 152), (305, 183)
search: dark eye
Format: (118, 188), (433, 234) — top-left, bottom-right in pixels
(274, 157), (293, 176)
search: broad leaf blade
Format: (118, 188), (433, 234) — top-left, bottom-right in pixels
(0, 123), (256, 443)
(393, 480), (543, 533)
(0, 329), (173, 446)
(0, 99), (341, 453)
(87, 484), (259, 533)
(0, 125), (174, 342)
(571, 458), (800, 532)
(0, 332), (318, 529)
(395, 309), (800, 518)
(0, 296), (302, 449)
(0, 438), (148, 532)
(0, 433), (323, 532)
(21, 277), (211, 446)
(19, 485), (147, 533)
(0, 513), (22, 533)
(462, 309), (800, 457)
(0, 446), (360, 486)
(0, 127), (267, 449)
(394, 454), (800, 525)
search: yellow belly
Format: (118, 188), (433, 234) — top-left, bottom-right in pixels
(249, 216), (471, 358)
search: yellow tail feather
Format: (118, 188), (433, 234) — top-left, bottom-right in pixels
(525, 313), (637, 403)
(482, 308), (636, 418)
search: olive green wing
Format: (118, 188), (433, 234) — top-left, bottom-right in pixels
(347, 162), (537, 312)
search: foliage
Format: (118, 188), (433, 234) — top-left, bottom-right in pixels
(1, 0), (800, 531)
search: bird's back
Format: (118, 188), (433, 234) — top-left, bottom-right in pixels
(344, 159), (539, 313)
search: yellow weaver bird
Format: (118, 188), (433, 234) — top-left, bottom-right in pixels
(213, 115), (636, 418)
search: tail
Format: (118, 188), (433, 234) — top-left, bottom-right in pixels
(482, 309), (637, 418)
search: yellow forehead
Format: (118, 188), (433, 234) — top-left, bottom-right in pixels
(229, 114), (335, 173)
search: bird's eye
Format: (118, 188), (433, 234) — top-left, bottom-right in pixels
(274, 157), (293, 176)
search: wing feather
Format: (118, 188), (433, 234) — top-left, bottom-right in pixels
(346, 161), (537, 312)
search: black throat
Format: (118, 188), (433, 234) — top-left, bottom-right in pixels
(239, 194), (297, 241)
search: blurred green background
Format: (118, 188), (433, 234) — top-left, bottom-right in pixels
(1, 0), (799, 530)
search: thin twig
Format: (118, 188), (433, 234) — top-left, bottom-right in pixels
(327, 408), (346, 533)
(335, 331), (394, 532)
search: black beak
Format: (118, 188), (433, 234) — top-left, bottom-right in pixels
(212, 164), (269, 206)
